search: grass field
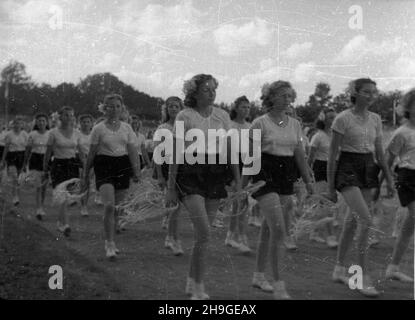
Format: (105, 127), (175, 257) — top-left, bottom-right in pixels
(0, 183), (413, 300)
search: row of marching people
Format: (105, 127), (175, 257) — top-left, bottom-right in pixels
(1, 74), (413, 300)
(154, 74), (414, 299)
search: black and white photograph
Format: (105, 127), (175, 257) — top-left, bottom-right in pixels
(0, 0), (413, 305)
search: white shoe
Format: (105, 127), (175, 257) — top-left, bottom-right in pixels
(57, 222), (66, 233)
(326, 235), (339, 249)
(284, 235), (298, 251)
(185, 277), (195, 296)
(105, 241), (119, 254)
(273, 280), (291, 300)
(105, 241), (117, 260)
(58, 224), (71, 237)
(190, 283), (210, 300)
(225, 232), (241, 249)
(332, 265), (349, 285)
(165, 235), (174, 250)
(386, 264), (414, 283)
(171, 239), (184, 256)
(358, 275), (380, 298)
(13, 196), (19, 206)
(81, 207), (89, 217)
(252, 273), (273, 292)
(238, 235), (252, 254)
(253, 216), (262, 228)
(35, 208), (44, 220)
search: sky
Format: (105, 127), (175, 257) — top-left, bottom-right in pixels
(1, 0), (415, 106)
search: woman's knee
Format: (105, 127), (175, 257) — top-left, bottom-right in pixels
(194, 225), (210, 246)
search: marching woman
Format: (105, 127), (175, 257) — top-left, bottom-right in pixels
(43, 107), (83, 237)
(145, 130), (155, 164)
(154, 96), (184, 255)
(82, 94), (140, 260)
(244, 80), (313, 299)
(165, 74), (241, 300)
(328, 78), (394, 297)
(131, 115), (151, 169)
(1, 116), (29, 206)
(23, 113), (50, 220)
(383, 88), (415, 283)
(78, 114), (94, 217)
(307, 108), (339, 248)
(225, 95), (252, 253)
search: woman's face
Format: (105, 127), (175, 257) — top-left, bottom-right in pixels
(13, 119), (23, 130)
(60, 110), (75, 126)
(105, 98), (122, 119)
(166, 100), (181, 120)
(355, 83), (378, 107)
(324, 111), (337, 129)
(80, 117), (92, 132)
(195, 79), (216, 106)
(270, 87), (295, 112)
(36, 117), (47, 131)
(236, 101), (250, 119)
(131, 118), (140, 131)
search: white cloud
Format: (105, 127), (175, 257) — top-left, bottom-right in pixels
(293, 62), (316, 82)
(97, 53), (120, 69)
(116, 0), (203, 47)
(283, 42), (313, 60)
(334, 35), (403, 63)
(213, 18), (272, 56)
(1, 0), (57, 24)
(392, 56), (415, 78)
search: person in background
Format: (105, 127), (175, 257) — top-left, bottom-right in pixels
(1, 116), (29, 206)
(78, 114), (94, 217)
(23, 113), (50, 220)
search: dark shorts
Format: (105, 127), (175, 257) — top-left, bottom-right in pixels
(6, 151), (25, 172)
(313, 160), (327, 182)
(335, 152), (380, 192)
(94, 154), (132, 191)
(251, 153), (297, 198)
(29, 152), (44, 171)
(0, 146), (4, 159)
(176, 154), (231, 200)
(396, 168), (415, 207)
(50, 158), (80, 188)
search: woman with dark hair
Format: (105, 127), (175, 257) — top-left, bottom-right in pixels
(82, 94), (140, 260)
(43, 107), (83, 237)
(165, 74), (241, 299)
(23, 113), (50, 220)
(328, 78), (394, 297)
(1, 116), (29, 206)
(307, 108), (339, 247)
(225, 95), (252, 253)
(78, 114), (94, 217)
(383, 88), (415, 283)
(244, 80), (313, 299)
(154, 96), (184, 255)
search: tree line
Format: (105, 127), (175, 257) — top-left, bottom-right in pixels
(0, 60), (403, 127)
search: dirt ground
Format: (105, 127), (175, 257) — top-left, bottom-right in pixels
(0, 188), (413, 300)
